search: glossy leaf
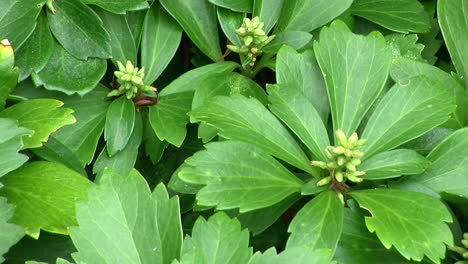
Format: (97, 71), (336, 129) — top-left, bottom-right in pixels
(385, 34), (424, 61)
(217, 8), (244, 47)
(286, 191), (343, 253)
(268, 84), (330, 161)
(275, 0), (353, 33)
(249, 247), (333, 264)
(314, 20), (392, 136)
(351, 0), (430, 33)
(208, 0), (252, 13)
(0, 197), (24, 263)
(0, 99), (76, 149)
(141, 4), (182, 84)
(358, 149), (430, 180)
(400, 127), (454, 155)
(160, 0), (222, 61)
(48, 0), (111, 60)
(178, 141), (303, 212)
(362, 76), (456, 159)
(15, 13), (54, 80)
(81, 0), (148, 14)
(127, 10), (147, 49)
(143, 118), (168, 164)
(0, 40), (19, 110)
(105, 96), (135, 157)
(0, 0), (41, 49)
(0, 162), (91, 238)
(408, 127), (468, 200)
(253, 0), (283, 34)
(32, 42), (107, 95)
(95, 8), (137, 66)
(263, 31), (312, 54)
(0, 118), (31, 178)
(190, 95), (316, 175)
(69, 169), (182, 264)
(438, 0), (468, 88)
(181, 212), (251, 264)
(349, 189), (453, 263)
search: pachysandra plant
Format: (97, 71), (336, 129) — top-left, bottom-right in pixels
(107, 60), (156, 99)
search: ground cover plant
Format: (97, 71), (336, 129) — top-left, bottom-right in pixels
(0, 0), (467, 263)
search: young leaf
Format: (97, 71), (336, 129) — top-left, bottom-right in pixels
(0, 40), (19, 110)
(0, 161), (91, 238)
(0, 197), (24, 263)
(217, 8), (245, 47)
(160, 0), (222, 61)
(0, 0), (41, 49)
(438, 0), (468, 88)
(408, 127), (468, 200)
(268, 84), (330, 161)
(190, 95), (316, 175)
(286, 191), (343, 254)
(80, 0), (149, 14)
(69, 170), (182, 264)
(249, 247), (333, 264)
(349, 189), (453, 263)
(32, 42), (107, 96)
(274, 0), (353, 33)
(314, 20), (392, 137)
(141, 3), (182, 84)
(362, 76), (456, 159)
(47, 0), (111, 60)
(0, 99), (76, 149)
(15, 12), (54, 80)
(208, 0), (252, 13)
(95, 8), (137, 66)
(351, 0), (430, 33)
(358, 149), (430, 180)
(252, 0), (283, 34)
(181, 212), (251, 264)
(263, 31), (312, 54)
(105, 96), (135, 157)
(0, 118), (31, 177)
(178, 141), (303, 212)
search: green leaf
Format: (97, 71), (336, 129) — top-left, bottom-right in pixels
(127, 10), (147, 49)
(217, 8), (245, 47)
(160, 0), (222, 61)
(143, 117), (168, 164)
(81, 0), (148, 14)
(149, 91), (193, 147)
(94, 112), (142, 176)
(69, 169), (182, 264)
(408, 127), (468, 200)
(141, 3), (182, 84)
(0, 0), (42, 49)
(0, 197), (24, 262)
(275, 0), (353, 33)
(249, 247), (333, 264)
(351, 0), (430, 33)
(390, 58), (468, 129)
(267, 84), (330, 161)
(253, 0), (283, 34)
(286, 191), (343, 253)
(362, 76), (456, 159)
(385, 34), (425, 61)
(349, 189), (453, 263)
(301, 178), (327, 196)
(178, 141), (303, 212)
(0, 118), (31, 178)
(48, 0), (111, 60)
(263, 31), (312, 54)
(400, 127), (454, 155)
(190, 95), (316, 175)
(95, 8), (137, 66)
(358, 149), (430, 180)
(0, 99), (76, 149)
(15, 12), (54, 80)
(419, 19), (443, 65)
(181, 212), (251, 264)
(105, 96), (135, 157)
(314, 20), (392, 136)
(335, 208), (421, 264)
(0, 161), (90, 238)
(32, 42), (107, 95)
(0, 40), (19, 110)
(208, 0), (252, 13)
(438, 0), (468, 88)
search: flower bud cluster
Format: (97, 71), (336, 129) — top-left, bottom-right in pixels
(311, 130), (367, 187)
(108, 60), (155, 99)
(449, 233), (468, 261)
(45, 0), (56, 14)
(227, 16), (275, 67)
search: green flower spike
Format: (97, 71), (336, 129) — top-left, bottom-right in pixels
(46, 0), (56, 14)
(227, 16), (275, 69)
(108, 60), (155, 99)
(311, 130), (367, 187)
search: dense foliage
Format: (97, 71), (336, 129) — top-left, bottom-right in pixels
(0, 0), (467, 263)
